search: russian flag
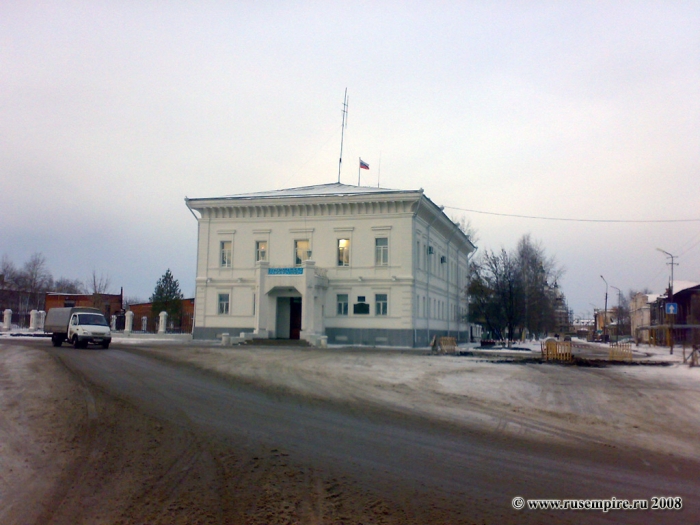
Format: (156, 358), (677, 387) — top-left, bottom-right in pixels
(359, 159), (370, 170)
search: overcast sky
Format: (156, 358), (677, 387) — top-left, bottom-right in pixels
(2, 1), (698, 317)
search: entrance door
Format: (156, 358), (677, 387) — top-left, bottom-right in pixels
(290, 297), (302, 340)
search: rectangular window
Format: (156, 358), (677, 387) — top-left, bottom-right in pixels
(220, 241), (232, 267)
(294, 239), (310, 266)
(218, 293), (230, 315)
(337, 239), (350, 266)
(256, 240), (267, 262)
(375, 237), (388, 266)
(337, 294), (349, 316)
(375, 294), (388, 316)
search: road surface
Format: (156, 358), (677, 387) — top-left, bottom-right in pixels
(1, 339), (698, 524)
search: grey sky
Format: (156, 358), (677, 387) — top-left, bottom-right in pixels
(2, 2), (698, 316)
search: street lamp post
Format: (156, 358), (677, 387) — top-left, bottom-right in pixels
(600, 275), (608, 342)
(657, 248), (678, 354)
(611, 285), (622, 342)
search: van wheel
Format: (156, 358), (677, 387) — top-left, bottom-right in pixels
(51, 335), (63, 347)
(101, 341), (110, 349)
(72, 336), (81, 349)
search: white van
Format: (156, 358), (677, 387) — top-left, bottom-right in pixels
(44, 307), (112, 349)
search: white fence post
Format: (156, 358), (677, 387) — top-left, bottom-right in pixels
(2, 309), (12, 332)
(124, 311), (134, 334)
(158, 311), (168, 334)
(29, 310), (38, 331)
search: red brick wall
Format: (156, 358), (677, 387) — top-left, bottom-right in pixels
(128, 298), (194, 333)
(45, 293), (123, 319)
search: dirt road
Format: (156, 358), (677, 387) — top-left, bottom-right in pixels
(1, 339), (699, 524)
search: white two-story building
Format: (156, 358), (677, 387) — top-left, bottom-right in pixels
(185, 183), (477, 346)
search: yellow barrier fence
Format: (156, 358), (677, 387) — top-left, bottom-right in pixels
(541, 340), (572, 362)
(438, 337), (457, 354)
(609, 342), (633, 362)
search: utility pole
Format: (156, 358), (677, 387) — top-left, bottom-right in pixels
(600, 275), (608, 343)
(611, 285), (622, 343)
(657, 248), (679, 354)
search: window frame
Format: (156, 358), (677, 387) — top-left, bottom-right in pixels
(337, 238), (350, 267)
(294, 239), (311, 266)
(255, 240), (268, 263)
(336, 294), (349, 316)
(218, 293), (230, 315)
(220, 241), (232, 268)
(375, 237), (388, 266)
(375, 293), (388, 316)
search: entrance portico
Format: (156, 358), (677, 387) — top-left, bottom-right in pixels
(254, 260), (328, 342)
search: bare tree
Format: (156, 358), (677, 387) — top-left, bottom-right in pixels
(468, 234), (565, 341)
(17, 253), (53, 311)
(85, 270), (113, 314)
(85, 271), (112, 295)
(124, 295), (146, 307)
(516, 234), (563, 337)
(451, 215), (479, 245)
(52, 277), (84, 294)
(1, 255), (18, 289)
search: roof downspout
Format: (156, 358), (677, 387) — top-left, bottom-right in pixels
(184, 197), (202, 336)
(412, 193), (424, 347)
(425, 207), (443, 346)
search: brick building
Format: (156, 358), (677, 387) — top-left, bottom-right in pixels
(127, 298), (195, 333)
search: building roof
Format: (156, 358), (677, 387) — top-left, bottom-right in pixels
(186, 182), (476, 253)
(670, 281), (700, 295)
(191, 182), (417, 202)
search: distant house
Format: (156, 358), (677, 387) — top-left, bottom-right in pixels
(185, 183), (477, 346)
(127, 298), (195, 333)
(632, 281), (700, 345)
(45, 291), (123, 320)
(551, 283), (571, 334)
(630, 293), (659, 343)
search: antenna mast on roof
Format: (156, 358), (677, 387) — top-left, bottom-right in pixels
(337, 88), (348, 183)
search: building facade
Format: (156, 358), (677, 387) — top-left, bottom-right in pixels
(186, 183), (477, 346)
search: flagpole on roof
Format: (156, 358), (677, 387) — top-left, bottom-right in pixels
(337, 88), (348, 184)
(358, 157), (361, 186)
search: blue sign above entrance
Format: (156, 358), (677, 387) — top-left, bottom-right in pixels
(268, 267), (303, 275)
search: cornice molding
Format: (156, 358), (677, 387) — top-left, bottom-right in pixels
(192, 198), (420, 220)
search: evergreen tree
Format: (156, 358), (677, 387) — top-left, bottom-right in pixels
(150, 269), (184, 327)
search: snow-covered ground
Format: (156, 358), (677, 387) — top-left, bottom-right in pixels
(3, 332), (698, 461)
(118, 339), (700, 462)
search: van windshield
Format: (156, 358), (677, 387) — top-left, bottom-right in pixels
(78, 314), (109, 326)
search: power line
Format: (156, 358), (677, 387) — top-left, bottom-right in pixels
(443, 205), (700, 224)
